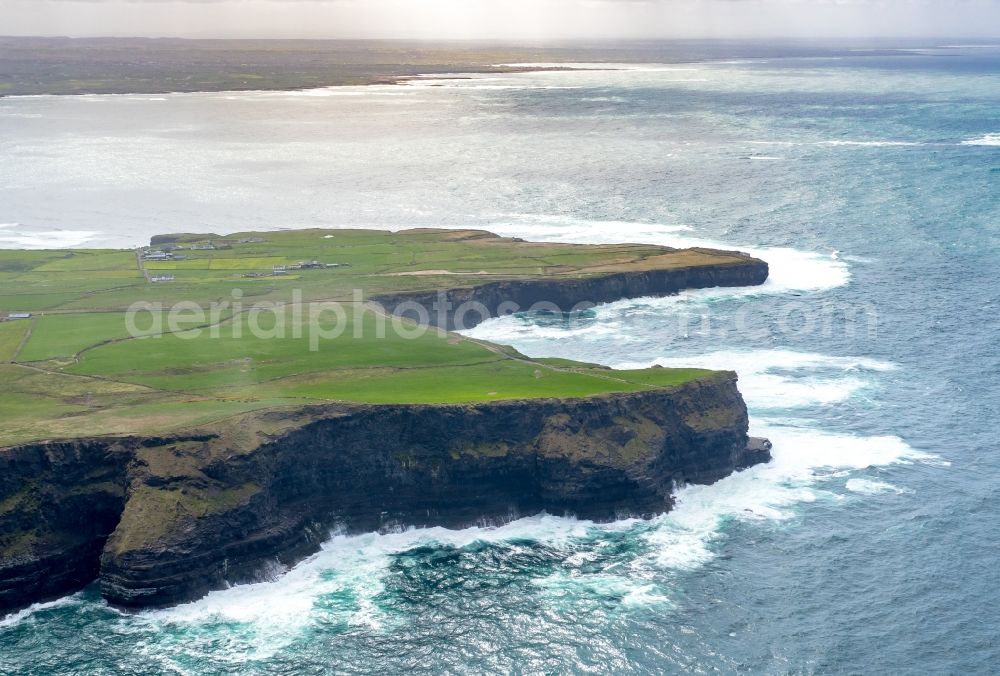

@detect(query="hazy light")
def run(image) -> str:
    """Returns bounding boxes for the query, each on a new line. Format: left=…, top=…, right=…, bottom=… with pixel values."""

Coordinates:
left=1, top=0, right=999, bottom=39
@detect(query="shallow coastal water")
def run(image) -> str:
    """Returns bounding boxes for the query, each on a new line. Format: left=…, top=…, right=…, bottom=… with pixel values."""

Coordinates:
left=2, top=45, right=1000, bottom=673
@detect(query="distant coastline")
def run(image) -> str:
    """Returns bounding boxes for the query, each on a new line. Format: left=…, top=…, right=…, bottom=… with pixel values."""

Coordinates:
left=0, top=36, right=933, bottom=97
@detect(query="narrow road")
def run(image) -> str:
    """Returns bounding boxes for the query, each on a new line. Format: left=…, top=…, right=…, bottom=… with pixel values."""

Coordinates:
left=135, top=248, right=150, bottom=282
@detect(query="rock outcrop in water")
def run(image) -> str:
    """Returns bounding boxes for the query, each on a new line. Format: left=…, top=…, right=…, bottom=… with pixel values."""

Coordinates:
left=0, top=374, right=770, bottom=613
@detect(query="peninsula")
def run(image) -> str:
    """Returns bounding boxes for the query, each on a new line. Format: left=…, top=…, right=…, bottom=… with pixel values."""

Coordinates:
left=0, top=228, right=771, bottom=613
left=0, top=37, right=861, bottom=97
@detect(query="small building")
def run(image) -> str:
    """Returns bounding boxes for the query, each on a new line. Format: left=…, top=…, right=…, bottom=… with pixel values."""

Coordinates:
left=190, top=243, right=216, bottom=251
left=143, top=251, right=174, bottom=261
left=239, top=237, right=265, bottom=244
left=150, top=275, right=176, bottom=283
left=273, top=265, right=288, bottom=275
left=7, top=312, right=31, bottom=320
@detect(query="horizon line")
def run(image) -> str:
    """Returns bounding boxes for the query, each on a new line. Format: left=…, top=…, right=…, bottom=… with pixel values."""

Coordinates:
left=4, top=34, right=1000, bottom=42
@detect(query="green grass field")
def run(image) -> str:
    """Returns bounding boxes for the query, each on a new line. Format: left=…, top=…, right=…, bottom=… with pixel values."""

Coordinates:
left=0, top=228, right=741, bottom=446
left=0, top=320, right=31, bottom=362
left=17, top=313, right=132, bottom=362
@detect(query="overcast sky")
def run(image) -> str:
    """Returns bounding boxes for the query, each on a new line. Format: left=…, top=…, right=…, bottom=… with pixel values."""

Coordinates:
left=2, top=0, right=999, bottom=40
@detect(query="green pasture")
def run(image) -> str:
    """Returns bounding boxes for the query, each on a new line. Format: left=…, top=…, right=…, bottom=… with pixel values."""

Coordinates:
left=0, top=228, right=737, bottom=446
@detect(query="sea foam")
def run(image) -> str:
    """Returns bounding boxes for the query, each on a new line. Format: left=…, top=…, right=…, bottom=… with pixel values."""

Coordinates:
left=640, top=424, right=931, bottom=571
left=845, top=478, right=913, bottom=495
left=0, top=594, right=84, bottom=629
left=0, top=226, right=100, bottom=249
left=961, top=133, right=1000, bottom=146
left=132, top=515, right=631, bottom=657
left=613, top=349, right=895, bottom=412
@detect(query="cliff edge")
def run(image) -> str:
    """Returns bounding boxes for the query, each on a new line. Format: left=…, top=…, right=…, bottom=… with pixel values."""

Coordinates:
left=0, top=373, right=770, bottom=613
left=371, top=248, right=769, bottom=330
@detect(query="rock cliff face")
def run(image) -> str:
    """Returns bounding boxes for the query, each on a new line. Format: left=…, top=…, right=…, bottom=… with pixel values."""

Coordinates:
left=0, top=437, right=181, bottom=613
left=371, top=250, right=769, bottom=330
left=0, top=373, right=769, bottom=614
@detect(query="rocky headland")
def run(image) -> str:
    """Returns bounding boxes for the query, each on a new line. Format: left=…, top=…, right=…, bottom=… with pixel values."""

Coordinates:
left=0, top=241, right=772, bottom=615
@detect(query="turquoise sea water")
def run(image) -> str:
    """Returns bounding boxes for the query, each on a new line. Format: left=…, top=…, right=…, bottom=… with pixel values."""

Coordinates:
left=1, top=43, right=999, bottom=673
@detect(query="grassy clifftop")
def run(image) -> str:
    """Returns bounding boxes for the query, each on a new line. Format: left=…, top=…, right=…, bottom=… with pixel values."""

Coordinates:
left=0, top=228, right=763, bottom=447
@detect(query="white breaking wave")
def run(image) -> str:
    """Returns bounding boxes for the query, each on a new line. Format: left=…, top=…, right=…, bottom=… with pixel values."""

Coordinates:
left=134, top=515, right=636, bottom=657
left=845, top=478, right=913, bottom=495
left=532, top=571, right=671, bottom=608
left=134, top=531, right=395, bottom=660
left=755, top=423, right=932, bottom=474
left=640, top=424, right=930, bottom=571
left=0, top=227, right=100, bottom=249
left=961, top=133, right=1000, bottom=146
left=0, top=594, right=84, bottom=629
left=613, top=349, right=895, bottom=412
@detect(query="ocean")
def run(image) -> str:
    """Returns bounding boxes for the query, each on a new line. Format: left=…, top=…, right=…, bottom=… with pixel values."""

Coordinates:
left=1, top=43, right=999, bottom=673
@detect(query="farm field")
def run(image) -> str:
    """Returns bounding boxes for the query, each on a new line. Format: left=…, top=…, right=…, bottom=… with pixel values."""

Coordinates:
left=0, top=228, right=746, bottom=446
